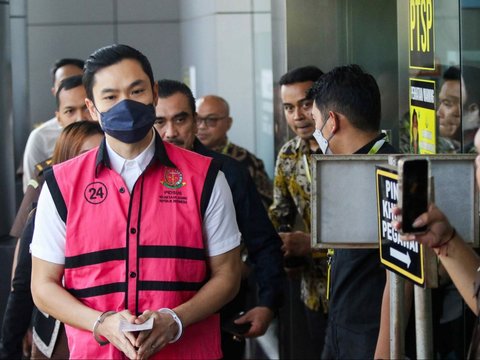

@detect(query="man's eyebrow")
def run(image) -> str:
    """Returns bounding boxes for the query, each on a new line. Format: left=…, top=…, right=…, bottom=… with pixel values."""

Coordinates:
left=100, top=88, right=117, bottom=94
left=441, top=95, right=459, bottom=102
left=99, top=79, right=147, bottom=94
left=128, top=79, right=146, bottom=89
left=173, top=111, right=190, bottom=118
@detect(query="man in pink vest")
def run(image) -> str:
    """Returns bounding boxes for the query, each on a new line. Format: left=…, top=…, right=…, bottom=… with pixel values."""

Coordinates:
left=30, top=44, right=241, bottom=360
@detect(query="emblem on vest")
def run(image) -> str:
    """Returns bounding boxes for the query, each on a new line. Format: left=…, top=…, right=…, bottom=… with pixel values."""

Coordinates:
left=161, top=168, right=186, bottom=189
left=84, top=182, right=108, bottom=204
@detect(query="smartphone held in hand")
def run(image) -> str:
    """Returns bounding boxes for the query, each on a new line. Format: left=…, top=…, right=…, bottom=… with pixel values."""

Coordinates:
left=221, top=311, right=251, bottom=336
left=398, top=158, right=429, bottom=234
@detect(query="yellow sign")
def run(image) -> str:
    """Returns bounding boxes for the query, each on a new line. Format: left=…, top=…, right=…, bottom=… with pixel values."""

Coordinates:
left=409, top=0, right=434, bottom=70
left=376, top=166, right=425, bottom=285
left=409, top=78, right=436, bottom=154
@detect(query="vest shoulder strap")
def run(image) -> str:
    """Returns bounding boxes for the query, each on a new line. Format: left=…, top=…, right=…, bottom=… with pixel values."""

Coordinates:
left=44, top=167, right=68, bottom=223
left=200, top=158, right=221, bottom=220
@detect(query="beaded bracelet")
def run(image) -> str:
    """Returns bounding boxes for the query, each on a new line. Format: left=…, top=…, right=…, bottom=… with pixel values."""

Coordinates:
left=92, top=311, right=116, bottom=346
left=158, top=308, right=183, bottom=343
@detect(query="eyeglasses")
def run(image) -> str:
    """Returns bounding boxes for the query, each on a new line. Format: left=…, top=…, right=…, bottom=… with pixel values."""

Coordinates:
left=196, top=115, right=228, bottom=128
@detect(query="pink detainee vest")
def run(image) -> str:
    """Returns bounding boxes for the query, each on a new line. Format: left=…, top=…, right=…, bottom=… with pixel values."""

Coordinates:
left=46, top=138, right=221, bottom=359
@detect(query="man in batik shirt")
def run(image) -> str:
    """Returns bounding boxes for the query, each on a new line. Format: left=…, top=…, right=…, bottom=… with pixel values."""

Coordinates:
left=269, top=66, right=327, bottom=358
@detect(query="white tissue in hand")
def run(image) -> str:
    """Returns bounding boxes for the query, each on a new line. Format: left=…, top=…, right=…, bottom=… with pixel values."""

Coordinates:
left=119, top=317, right=154, bottom=332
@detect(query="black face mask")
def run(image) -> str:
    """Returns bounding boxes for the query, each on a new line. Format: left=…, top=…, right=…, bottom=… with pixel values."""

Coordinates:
left=99, top=99, right=155, bottom=143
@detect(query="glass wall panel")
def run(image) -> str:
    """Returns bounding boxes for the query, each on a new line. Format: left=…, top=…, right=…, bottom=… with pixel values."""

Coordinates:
left=283, top=0, right=400, bottom=148
left=253, top=7, right=275, bottom=177
left=461, top=1, right=480, bottom=153
left=397, top=1, right=461, bottom=154
left=281, top=0, right=480, bottom=155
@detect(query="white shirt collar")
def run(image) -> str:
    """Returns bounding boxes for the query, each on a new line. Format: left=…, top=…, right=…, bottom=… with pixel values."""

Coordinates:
left=105, top=130, right=156, bottom=192
left=105, top=131, right=155, bottom=173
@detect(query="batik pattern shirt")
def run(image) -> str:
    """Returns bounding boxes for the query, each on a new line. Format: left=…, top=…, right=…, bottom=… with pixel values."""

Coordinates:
left=269, top=136, right=328, bottom=312
left=213, top=140, right=273, bottom=208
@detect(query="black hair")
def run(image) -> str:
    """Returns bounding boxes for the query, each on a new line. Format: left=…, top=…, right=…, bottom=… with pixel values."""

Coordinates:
left=52, top=120, right=104, bottom=164
left=50, top=58, right=84, bottom=85
left=83, top=44, right=154, bottom=102
left=55, top=75, right=84, bottom=109
left=279, top=66, right=324, bottom=86
left=307, top=64, right=381, bottom=132
left=443, top=66, right=461, bottom=82
left=462, top=65, right=480, bottom=107
left=442, top=65, right=480, bottom=108
left=157, top=79, right=196, bottom=115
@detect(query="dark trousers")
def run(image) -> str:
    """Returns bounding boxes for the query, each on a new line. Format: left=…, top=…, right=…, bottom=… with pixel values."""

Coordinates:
left=221, top=332, right=245, bottom=360
left=220, top=279, right=249, bottom=360
left=279, top=278, right=327, bottom=359
left=304, top=306, right=328, bottom=359
left=321, top=322, right=379, bottom=360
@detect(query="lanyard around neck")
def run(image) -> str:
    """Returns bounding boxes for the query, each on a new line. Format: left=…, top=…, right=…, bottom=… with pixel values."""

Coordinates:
left=368, top=138, right=385, bottom=155
left=303, top=138, right=385, bottom=184
left=303, top=154, right=312, bottom=184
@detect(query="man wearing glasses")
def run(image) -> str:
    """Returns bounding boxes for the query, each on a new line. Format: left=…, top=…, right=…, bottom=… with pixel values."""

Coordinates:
left=196, top=95, right=272, bottom=208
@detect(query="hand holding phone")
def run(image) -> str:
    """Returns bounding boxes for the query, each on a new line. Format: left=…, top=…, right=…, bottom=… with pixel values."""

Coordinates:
left=221, top=311, right=252, bottom=336
left=398, top=158, right=429, bottom=233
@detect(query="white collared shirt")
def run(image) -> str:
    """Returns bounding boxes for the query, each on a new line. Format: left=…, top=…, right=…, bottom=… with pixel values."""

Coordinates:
left=106, top=131, right=155, bottom=193
left=31, top=135, right=240, bottom=263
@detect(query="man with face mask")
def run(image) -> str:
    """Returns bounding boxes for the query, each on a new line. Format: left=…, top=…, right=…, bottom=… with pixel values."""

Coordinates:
left=30, top=44, right=242, bottom=360
left=307, top=64, right=396, bottom=359
left=154, top=79, right=285, bottom=360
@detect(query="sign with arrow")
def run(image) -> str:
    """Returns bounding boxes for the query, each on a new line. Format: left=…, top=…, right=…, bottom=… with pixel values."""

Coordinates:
left=376, top=165, right=425, bottom=285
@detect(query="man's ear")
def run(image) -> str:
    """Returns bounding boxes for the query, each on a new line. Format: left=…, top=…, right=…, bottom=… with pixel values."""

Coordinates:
left=55, top=111, right=63, bottom=127
left=328, top=111, right=339, bottom=134
left=85, top=98, right=99, bottom=121
left=226, top=116, right=233, bottom=131
left=51, top=86, right=56, bottom=97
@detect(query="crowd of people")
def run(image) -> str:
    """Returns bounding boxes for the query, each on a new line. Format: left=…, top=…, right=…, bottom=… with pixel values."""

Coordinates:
left=0, top=43, right=479, bottom=360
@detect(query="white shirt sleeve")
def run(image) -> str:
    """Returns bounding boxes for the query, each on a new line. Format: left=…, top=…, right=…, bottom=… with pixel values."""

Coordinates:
left=202, top=171, right=241, bottom=257
left=30, top=182, right=67, bottom=265
left=30, top=170, right=240, bottom=263
left=22, top=118, right=62, bottom=192
left=22, top=129, right=43, bottom=193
